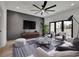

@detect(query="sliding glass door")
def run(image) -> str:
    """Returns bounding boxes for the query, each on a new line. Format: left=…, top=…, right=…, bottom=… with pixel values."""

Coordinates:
left=56, top=22, right=62, bottom=33
left=50, top=20, right=73, bottom=38
left=64, top=21, right=72, bottom=38
left=50, top=23, right=54, bottom=32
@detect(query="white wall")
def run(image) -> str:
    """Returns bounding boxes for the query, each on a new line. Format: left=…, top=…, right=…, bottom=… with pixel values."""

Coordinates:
left=7, top=10, right=43, bottom=40
left=45, top=6, right=79, bottom=38
left=0, top=4, right=7, bottom=48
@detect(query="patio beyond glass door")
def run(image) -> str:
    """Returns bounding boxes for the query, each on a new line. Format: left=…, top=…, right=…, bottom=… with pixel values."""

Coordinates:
left=64, top=21, right=72, bottom=38
left=56, top=22, right=62, bottom=34
left=50, top=23, right=54, bottom=32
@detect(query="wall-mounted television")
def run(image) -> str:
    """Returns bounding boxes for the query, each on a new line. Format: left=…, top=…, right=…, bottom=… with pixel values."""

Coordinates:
left=23, top=20, right=36, bottom=29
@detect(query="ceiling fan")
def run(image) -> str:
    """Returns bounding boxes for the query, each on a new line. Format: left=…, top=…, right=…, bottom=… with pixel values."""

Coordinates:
left=31, top=1, right=56, bottom=15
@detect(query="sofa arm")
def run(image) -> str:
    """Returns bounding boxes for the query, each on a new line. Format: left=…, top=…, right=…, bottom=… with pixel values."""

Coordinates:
left=35, top=47, right=50, bottom=57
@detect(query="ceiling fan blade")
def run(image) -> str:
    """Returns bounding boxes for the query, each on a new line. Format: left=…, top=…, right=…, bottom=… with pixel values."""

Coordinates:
left=45, top=5, right=56, bottom=10
left=34, top=11, right=41, bottom=14
left=30, top=10, right=40, bottom=11
left=33, top=4, right=41, bottom=10
left=42, top=1, right=47, bottom=9
left=45, top=11, right=49, bottom=14
left=46, top=10, right=55, bottom=12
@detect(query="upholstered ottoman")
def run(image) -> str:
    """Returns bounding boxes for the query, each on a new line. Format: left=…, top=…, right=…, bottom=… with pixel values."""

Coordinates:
left=14, top=38, right=26, bottom=47
left=13, top=38, right=35, bottom=57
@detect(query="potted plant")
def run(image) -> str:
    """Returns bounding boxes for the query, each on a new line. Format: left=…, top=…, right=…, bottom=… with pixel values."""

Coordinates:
left=43, top=24, right=49, bottom=34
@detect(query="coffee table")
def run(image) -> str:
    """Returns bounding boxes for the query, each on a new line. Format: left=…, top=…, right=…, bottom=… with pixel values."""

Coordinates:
left=36, top=41, right=51, bottom=49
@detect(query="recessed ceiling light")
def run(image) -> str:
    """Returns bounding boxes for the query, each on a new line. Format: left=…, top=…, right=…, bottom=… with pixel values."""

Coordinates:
left=71, top=3, right=75, bottom=6
left=16, top=6, right=20, bottom=9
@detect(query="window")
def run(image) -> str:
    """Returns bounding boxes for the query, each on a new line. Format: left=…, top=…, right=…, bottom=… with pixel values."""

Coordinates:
left=49, top=20, right=73, bottom=38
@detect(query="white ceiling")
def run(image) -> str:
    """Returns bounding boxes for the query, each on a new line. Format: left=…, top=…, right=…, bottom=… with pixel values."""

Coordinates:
left=1, top=1, right=79, bottom=18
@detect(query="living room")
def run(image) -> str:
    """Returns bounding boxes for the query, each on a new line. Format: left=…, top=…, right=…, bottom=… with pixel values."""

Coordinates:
left=0, top=1, right=79, bottom=57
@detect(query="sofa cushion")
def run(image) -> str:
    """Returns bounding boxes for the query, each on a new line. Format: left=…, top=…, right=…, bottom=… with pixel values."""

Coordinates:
left=53, top=51, right=78, bottom=57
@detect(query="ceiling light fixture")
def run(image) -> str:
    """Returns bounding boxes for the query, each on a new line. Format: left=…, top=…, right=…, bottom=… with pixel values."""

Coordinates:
left=41, top=10, right=44, bottom=13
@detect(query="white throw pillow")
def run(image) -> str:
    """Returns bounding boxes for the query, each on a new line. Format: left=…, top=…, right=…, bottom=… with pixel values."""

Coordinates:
left=61, top=41, right=73, bottom=47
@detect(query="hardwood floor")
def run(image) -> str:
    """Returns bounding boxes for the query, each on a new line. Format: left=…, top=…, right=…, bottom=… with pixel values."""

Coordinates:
left=0, top=40, right=14, bottom=57
left=0, top=39, right=79, bottom=57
